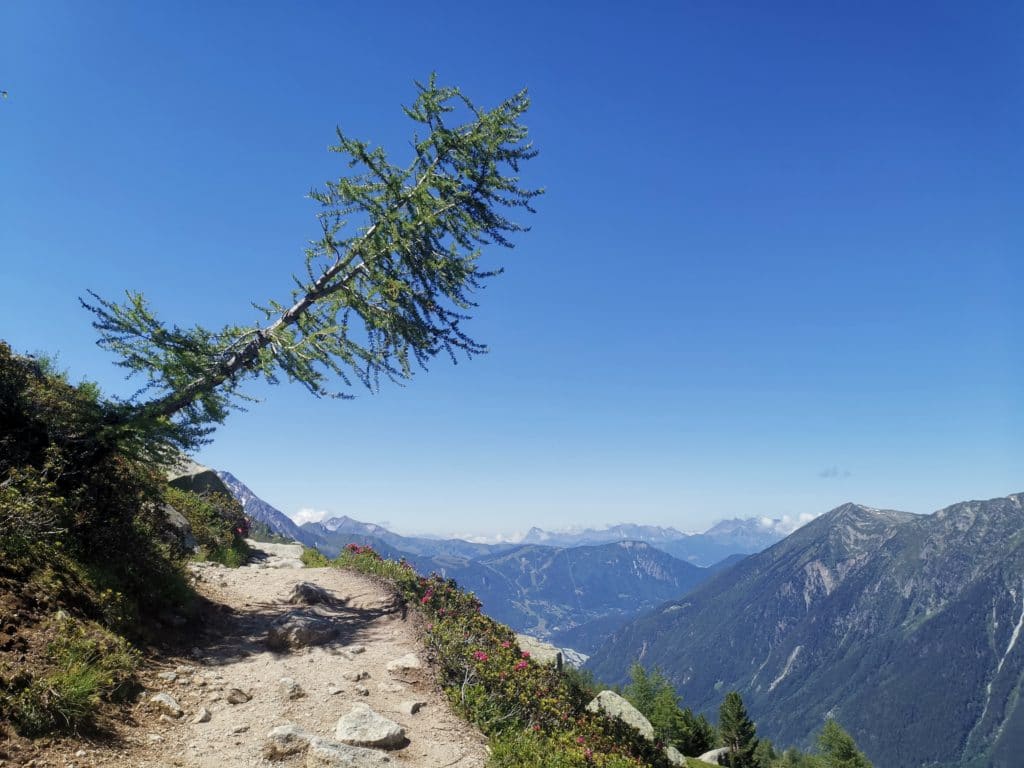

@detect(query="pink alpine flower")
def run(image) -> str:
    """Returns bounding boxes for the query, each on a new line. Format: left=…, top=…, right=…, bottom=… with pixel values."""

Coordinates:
left=473, top=651, right=489, bottom=662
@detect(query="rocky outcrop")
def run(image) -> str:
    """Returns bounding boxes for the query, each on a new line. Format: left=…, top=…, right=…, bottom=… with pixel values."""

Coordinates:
left=515, top=634, right=563, bottom=670
left=168, top=459, right=235, bottom=497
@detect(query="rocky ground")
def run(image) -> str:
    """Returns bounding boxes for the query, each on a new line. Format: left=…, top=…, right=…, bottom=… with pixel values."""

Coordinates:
left=26, top=541, right=488, bottom=768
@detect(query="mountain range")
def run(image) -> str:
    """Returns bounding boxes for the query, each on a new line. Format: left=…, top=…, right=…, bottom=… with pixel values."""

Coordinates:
left=213, top=470, right=778, bottom=653
left=587, top=494, right=1024, bottom=768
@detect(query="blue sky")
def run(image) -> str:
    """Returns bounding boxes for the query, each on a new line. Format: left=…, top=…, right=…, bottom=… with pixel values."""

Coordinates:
left=2, top=1, right=1021, bottom=536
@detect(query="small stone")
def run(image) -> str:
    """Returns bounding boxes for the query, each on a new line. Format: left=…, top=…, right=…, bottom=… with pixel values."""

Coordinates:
left=159, top=713, right=179, bottom=724
left=156, top=671, right=178, bottom=682
left=226, top=688, right=252, bottom=705
left=334, top=703, right=405, bottom=749
left=264, top=723, right=315, bottom=759
left=397, top=700, right=426, bottom=715
left=376, top=682, right=404, bottom=694
left=230, top=724, right=250, bottom=734
left=149, top=692, right=183, bottom=718
left=346, top=645, right=366, bottom=655
left=279, top=677, right=305, bottom=700
left=148, top=734, right=164, bottom=743
left=75, top=750, right=87, bottom=758
left=353, top=684, right=370, bottom=697
left=385, top=654, right=421, bottom=674
left=342, top=670, right=369, bottom=682
left=192, top=707, right=212, bottom=724
left=327, top=685, right=343, bottom=696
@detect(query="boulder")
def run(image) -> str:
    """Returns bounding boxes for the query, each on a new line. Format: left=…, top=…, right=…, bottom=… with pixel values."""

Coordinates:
left=306, top=736, right=392, bottom=766
left=267, top=614, right=338, bottom=650
left=664, top=744, right=686, bottom=766
left=697, top=747, right=730, bottom=765
left=160, top=503, right=198, bottom=553
left=585, top=690, right=654, bottom=741
left=334, top=703, right=405, bottom=749
left=515, top=634, right=563, bottom=670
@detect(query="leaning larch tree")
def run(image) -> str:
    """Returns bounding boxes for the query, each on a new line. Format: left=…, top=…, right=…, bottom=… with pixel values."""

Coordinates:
left=83, top=76, right=540, bottom=457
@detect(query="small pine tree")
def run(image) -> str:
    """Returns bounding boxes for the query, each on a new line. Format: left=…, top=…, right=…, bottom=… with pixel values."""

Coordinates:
left=818, top=719, right=872, bottom=768
left=623, top=663, right=658, bottom=716
left=719, top=691, right=759, bottom=768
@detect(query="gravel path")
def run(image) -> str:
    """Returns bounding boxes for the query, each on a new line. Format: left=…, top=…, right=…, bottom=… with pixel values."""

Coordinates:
left=61, top=541, right=488, bottom=768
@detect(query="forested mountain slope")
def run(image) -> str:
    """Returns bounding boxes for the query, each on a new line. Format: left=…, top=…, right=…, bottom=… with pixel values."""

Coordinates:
left=588, top=494, right=1024, bottom=768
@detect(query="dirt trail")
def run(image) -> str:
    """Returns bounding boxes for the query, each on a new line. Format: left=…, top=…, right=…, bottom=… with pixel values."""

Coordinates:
left=64, top=541, right=488, bottom=768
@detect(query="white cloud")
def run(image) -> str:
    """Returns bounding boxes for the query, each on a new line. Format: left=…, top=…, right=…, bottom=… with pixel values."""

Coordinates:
left=770, top=511, right=822, bottom=535
left=291, top=507, right=331, bottom=525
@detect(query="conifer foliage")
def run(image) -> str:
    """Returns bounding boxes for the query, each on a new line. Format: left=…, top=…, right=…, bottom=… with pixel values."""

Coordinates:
left=719, top=690, right=759, bottom=768
left=83, top=75, right=540, bottom=452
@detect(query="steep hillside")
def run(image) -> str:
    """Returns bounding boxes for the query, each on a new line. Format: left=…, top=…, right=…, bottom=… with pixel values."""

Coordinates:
left=216, top=471, right=308, bottom=543
left=587, top=494, right=1024, bottom=768
left=439, top=541, right=713, bottom=647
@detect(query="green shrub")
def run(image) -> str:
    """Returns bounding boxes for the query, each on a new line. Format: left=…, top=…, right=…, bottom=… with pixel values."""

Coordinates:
left=2, top=615, right=138, bottom=736
left=301, top=547, right=331, bottom=567
left=329, top=543, right=670, bottom=768
left=164, top=487, right=251, bottom=567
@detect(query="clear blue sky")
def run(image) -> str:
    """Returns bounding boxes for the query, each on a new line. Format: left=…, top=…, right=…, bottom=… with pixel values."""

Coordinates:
left=2, top=1, right=1021, bottom=536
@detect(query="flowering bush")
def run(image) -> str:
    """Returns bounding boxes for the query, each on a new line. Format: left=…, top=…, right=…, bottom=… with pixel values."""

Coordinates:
left=327, top=544, right=672, bottom=767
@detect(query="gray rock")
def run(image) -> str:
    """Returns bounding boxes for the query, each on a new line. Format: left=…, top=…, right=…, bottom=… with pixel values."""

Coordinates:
left=158, top=713, right=179, bottom=724
left=515, top=634, right=563, bottom=671
left=397, top=700, right=425, bottom=715
left=342, top=670, right=369, bottom=682
left=267, top=614, right=338, bottom=650
left=279, top=677, right=305, bottom=700
left=354, top=684, right=370, bottom=696
left=230, top=724, right=250, bottom=734
left=327, top=684, right=343, bottom=696
left=149, top=692, right=183, bottom=718
left=385, top=654, right=421, bottom=674
left=192, top=708, right=212, bottom=724
left=345, top=645, right=366, bottom=655
left=306, top=736, right=392, bottom=766
left=167, top=460, right=234, bottom=497
left=664, top=744, right=686, bottom=766
left=697, top=747, right=730, bottom=765
left=156, top=671, right=178, bottom=682
left=264, top=723, right=315, bottom=759
left=288, top=582, right=335, bottom=605
left=226, top=688, right=252, bottom=705
left=334, top=703, right=405, bottom=749
left=160, top=503, right=198, bottom=552
left=585, top=690, right=654, bottom=741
